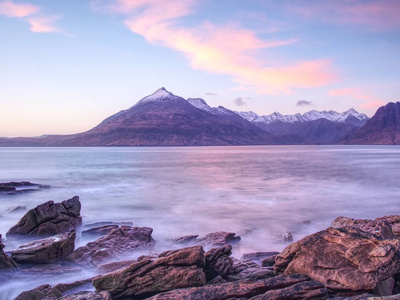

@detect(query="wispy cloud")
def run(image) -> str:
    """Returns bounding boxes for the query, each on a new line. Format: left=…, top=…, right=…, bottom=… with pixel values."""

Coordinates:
left=329, top=88, right=385, bottom=111
left=0, top=0, right=61, bottom=34
left=205, top=92, right=219, bottom=97
left=291, top=0, right=400, bottom=31
left=92, top=0, right=336, bottom=95
left=297, top=100, right=313, bottom=107
left=234, top=97, right=247, bottom=106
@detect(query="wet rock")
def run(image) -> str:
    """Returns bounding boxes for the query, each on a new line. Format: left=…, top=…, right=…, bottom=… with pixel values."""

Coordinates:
left=275, top=224, right=400, bottom=293
left=250, top=280, right=328, bottom=300
left=171, top=235, right=199, bottom=245
left=93, top=245, right=207, bottom=299
left=43, top=291, right=111, bottom=300
left=196, top=232, right=241, bottom=247
left=0, top=234, right=18, bottom=271
left=97, top=260, right=136, bottom=274
left=147, top=274, right=312, bottom=300
left=11, top=231, right=75, bottom=264
left=7, top=196, right=82, bottom=237
left=273, top=231, right=293, bottom=243
left=229, top=259, right=260, bottom=276
left=81, top=225, right=118, bottom=238
left=15, top=263, right=82, bottom=278
left=239, top=267, right=275, bottom=281
left=0, top=181, right=50, bottom=195
left=204, top=245, right=233, bottom=281
left=15, top=284, right=59, bottom=300
left=241, top=252, right=279, bottom=266
left=262, top=255, right=278, bottom=267
left=82, top=221, right=134, bottom=229
left=68, top=226, right=155, bottom=267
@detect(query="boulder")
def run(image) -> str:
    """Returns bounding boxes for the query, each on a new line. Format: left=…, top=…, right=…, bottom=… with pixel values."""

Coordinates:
left=241, top=252, right=279, bottom=266
left=81, top=225, right=118, bottom=238
left=11, top=231, right=75, bottom=264
left=262, top=255, right=278, bottom=267
left=93, top=245, right=207, bottom=299
left=68, top=226, right=155, bottom=267
left=0, top=234, right=18, bottom=271
left=7, top=196, right=82, bottom=237
left=97, top=260, right=136, bottom=274
left=275, top=224, right=400, bottom=292
left=196, top=232, right=241, bottom=247
left=147, top=274, right=315, bottom=300
left=204, top=245, right=233, bottom=281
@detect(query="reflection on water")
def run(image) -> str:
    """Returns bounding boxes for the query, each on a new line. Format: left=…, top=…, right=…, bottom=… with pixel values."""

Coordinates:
left=1, top=146, right=400, bottom=298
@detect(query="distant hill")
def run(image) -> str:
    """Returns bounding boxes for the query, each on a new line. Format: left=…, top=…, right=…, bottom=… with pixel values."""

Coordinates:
left=345, top=102, right=400, bottom=145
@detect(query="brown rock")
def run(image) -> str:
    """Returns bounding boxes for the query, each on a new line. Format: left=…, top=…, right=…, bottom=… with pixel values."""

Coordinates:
left=204, top=245, right=233, bottom=281
left=275, top=224, right=400, bottom=292
left=67, top=226, right=155, bottom=267
left=147, top=274, right=311, bottom=300
left=81, top=225, right=119, bottom=238
left=241, top=252, right=279, bottom=266
left=250, top=280, right=328, bottom=300
left=0, top=234, right=18, bottom=271
left=97, top=260, right=136, bottom=274
left=93, top=245, right=207, bottom=299
left=11, top=231, right=75, bottom=264
left=7, top=196, right=82, bottom=237
left=43, top=291, right=111, bottom=300
left=196, top=232, right=241, bottom=247
left=171, top=235, right=199, bottom=245
left=262, top=255, right=278, bottom=267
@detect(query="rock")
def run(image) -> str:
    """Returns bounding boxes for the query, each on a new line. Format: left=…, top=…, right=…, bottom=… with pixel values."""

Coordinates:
left=7, top=206, right=27, bottom=213
left=97, top=260, right=136, bottom=274
left=374, top=277, right=395, bottom=296
left=0, top=181, right=50, bottom=195
left=0, top=234, right=18, bottom=271
left=68, top=226, right=155, bottom=267
left=239, top=267, right=275, bottom=281
left=81, top=225, right=119, bottom=238
left=262, top=255, right=278, bottom=267
left=82, top=221, right=133, bottom=229
left=250, top=280, right=328, bottom=300
left=11, top=231, right=75, bottom=264
left=171, top=235, right=199, bottom=245
left=93, top=245, right=207, bottom=299
left=147, top=274, right=312, bottom=300
left=273, top=231, right=293, bottom=243
left=43, top=291, right=111, bottom=300
left=196, top=232, right=241, bottom=247
left=204, top=245, right=233, bottom=281
left=228, top=259, right=260, bottom=276
left=241, top=252, right=279, bottom=266
left=275, top=224, right=400, bottom=293
left=15, top=263, right=82, bottom=278
left=7, top=196, right=82, bottom=237
left=15, top=284, right=59, bottom=300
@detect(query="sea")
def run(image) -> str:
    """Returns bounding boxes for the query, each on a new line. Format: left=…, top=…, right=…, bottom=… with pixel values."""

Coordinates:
left=1, top=146, right=400, bottom=298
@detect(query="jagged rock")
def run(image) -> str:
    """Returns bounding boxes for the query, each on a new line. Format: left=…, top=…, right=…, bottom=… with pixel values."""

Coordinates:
left=275, top=223, right=400, bottom=292
left=171, top=235, right=199, bottom=245
left=93, top=245, right=207, bottom=299
left=204, top=245, right=233, bottom=281
left=68, top=226, right=155, bottom=267
left=81, top=225, right=118, bottom=238
left=147, top=274, right=313, bottom=300
left=0, top=234, right=18, bottom=271
left=262, top=255, right=278, bottom=267
left=228, top=259, right=260, bottom=276
left=249, top=280, right=328, bottom=300
left=7, top=196, right=82, bottom=237
left=239, top=267, right=275, bottom=281
left=97, top=260, right=136, bottom=274
left=196, top=232, right=241, bottom=247
left=241, top=252, right=279, bottom=266
left=11, top=231, right=75, bottom=264
left=15, top=284, right=60, bottom=300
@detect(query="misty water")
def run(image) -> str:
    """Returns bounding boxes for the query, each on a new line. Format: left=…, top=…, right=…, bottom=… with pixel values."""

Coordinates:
left=1, top=146, right=400, bottom=298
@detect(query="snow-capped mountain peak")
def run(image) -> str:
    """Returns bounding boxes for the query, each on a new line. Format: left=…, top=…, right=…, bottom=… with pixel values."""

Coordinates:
left=187, top=98, right=214, bottom=112
left=138, top=87, right=179, bottom=104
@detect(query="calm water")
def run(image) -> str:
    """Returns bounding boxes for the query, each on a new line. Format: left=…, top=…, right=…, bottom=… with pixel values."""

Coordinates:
left=1, top=146, right=400, bottom=298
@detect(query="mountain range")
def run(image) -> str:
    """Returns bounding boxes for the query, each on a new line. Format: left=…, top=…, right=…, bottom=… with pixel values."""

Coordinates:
left=0, top=88, right=398, bottom=146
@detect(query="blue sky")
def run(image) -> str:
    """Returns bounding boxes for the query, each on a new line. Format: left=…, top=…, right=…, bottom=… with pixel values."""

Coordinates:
left=0, top=0, right=399, bottom=137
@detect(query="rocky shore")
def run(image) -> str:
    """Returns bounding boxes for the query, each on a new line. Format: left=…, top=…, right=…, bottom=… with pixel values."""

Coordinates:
left=1, top=196, right=400, bottom=299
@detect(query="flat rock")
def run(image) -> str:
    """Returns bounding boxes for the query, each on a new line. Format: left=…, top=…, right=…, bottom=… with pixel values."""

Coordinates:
left=147, top=274, right=313, bottom=300
left=97, top=260, right=136, bottom=274
left=11, top=231, right=76, bottom=264
left=67, top=226, right=155, bottom=267
left=7, top=196, right=82, bottom=237
left=93, top=245, right=207, bottom=299
left=81, top=225, right=119, bottom=238
left=275, top=222, right=400, bottom=292
left=0, top=181, right=50, bottom=195
left=0, top=234, right=18, bottom=271
left=43, top=291, right=111, bottom=300
left=196, top=232, right=241, bottom=247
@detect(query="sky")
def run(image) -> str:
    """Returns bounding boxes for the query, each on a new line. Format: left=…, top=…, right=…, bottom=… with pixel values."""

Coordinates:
left=0, top=0, right=399, bottom=137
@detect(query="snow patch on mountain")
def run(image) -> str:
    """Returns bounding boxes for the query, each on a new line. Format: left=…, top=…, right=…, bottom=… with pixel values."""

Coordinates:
left=138, top=87, right=181, bottom=104
left=187, top=98, right=233, bottom=115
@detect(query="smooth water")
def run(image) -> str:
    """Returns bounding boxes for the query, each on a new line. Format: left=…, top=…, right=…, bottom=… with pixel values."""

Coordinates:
left=1, top=146, right=400, bottom=298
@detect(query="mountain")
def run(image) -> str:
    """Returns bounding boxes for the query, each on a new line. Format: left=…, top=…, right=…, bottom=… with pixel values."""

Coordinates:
left=345, top=102, right=400, bottom=145
left=0, top=88, right=279, bottom=146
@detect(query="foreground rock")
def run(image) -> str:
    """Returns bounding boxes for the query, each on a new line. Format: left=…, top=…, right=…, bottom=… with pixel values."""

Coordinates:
left=0, top=181, right=50, bottom=195
left=275, top=221, right=400, bottom=293
left=11, top=231, right=76, bottom=264
left=68, top=226, right=155, bottom=267
left=204, top=245, right=233, bottom=281
left=0, top=234, right=18, bottom=271
left=93, top=245, right=206, bottom=299
left=148, top=274, right=328, bottom=300
left=7, top=196, right=82, bottom=237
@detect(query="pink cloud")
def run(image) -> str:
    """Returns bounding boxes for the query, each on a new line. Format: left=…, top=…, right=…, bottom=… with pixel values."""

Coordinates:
left=28, top=16, right=60, bottom=33
left=329, top=88, right=385, bottom=111
left=0, top=0, right=38, bottom=17
left=93, top=0, right=336, bottom=94
left=292, top=0, right=400, bottom=30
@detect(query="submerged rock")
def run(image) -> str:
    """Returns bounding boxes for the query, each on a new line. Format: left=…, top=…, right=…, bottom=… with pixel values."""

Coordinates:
left=241, top=252, right=280, bottom=266
left=275, top=222, right=400, bottom=293
left=170, top=235, right=199, bottom=245
left=196, top=231, right=241, bottom=247
left=0, top=181, right=50, bottom=195
left=0, top=234, right=18, bottom=271
left=7, top=196, right=82, bottom=237
left=68, top=226, right=155, bottom=267
left=11, top=231, right=76, bottom=264
left=93, top=245, right=207, bottom=299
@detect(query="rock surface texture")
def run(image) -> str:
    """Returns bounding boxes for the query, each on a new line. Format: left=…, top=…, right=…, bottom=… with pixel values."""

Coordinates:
left=11, top=231, right=76, bottom=264
left=0, top=234, right=18, bottom=271
left=196, top=231, right=241, bottom=247
left=7, top=196, right=82, bottom=237
left=68, top=226, right=155, bottom=267
left=275, top=222, right=400, bottom=293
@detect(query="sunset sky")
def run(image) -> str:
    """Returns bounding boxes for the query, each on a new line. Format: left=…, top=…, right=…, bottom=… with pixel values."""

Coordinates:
left=0, top=0, right=399, bottom=137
